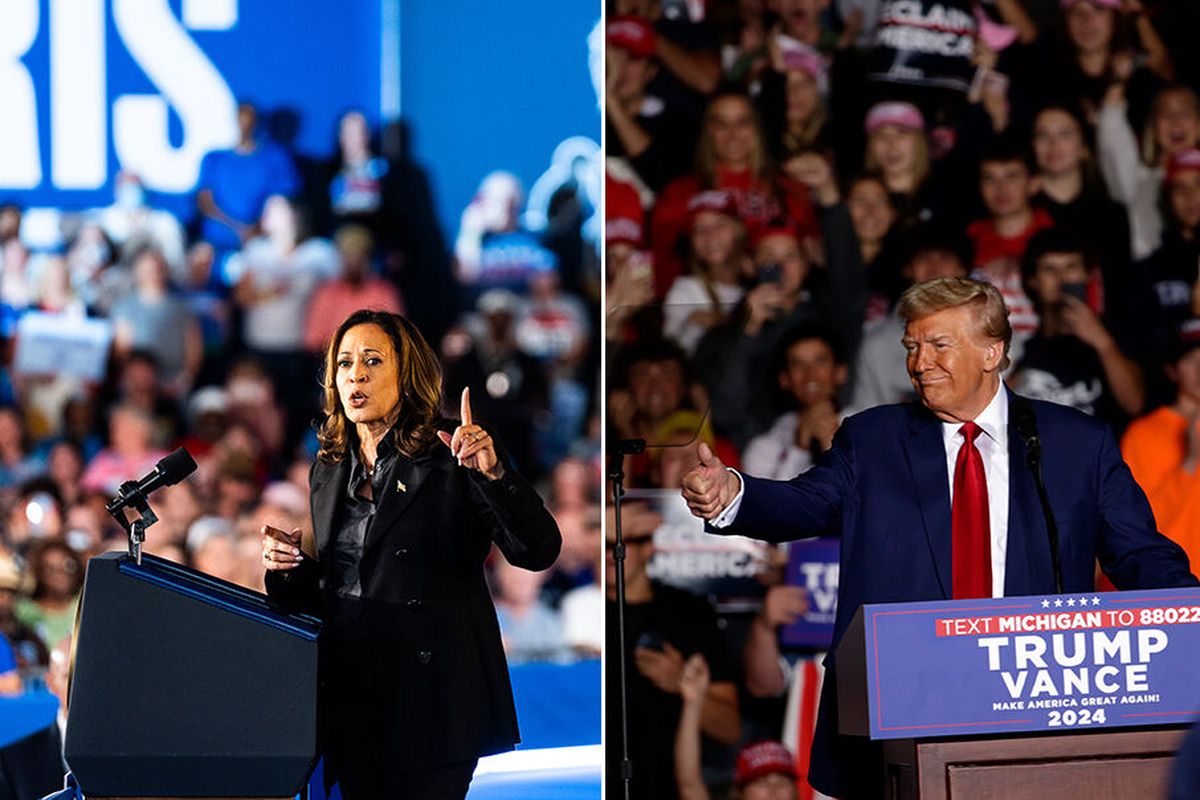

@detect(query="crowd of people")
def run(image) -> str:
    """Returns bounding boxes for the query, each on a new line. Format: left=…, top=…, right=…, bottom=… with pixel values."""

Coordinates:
left=604, top=0, right=1200, bottom=797
left=0, top=101, right=603, bottom=710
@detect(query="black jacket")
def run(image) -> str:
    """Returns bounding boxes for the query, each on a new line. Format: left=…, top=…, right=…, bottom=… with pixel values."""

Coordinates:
left=0, top=724, right=64, bottom=800
left=265, top=430, right=561, bottom=772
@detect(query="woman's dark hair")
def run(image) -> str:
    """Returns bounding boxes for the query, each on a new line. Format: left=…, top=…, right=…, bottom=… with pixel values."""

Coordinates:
left=316, top=310, right=443, bottom=463
left=27, top=540, right=84, bottom=601
left=757, top=70, right=827, bottom=162
left=1032, top=102, right=1105, bottom=196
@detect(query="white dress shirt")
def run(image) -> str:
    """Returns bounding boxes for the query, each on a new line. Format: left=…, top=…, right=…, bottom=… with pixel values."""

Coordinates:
left=942, top=385, right=1009, bottom=597
left=712, top=383, right=1012, bottom=597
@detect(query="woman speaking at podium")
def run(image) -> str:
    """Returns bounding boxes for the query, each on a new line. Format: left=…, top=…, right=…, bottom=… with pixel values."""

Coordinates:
left=260, top=309, right=561, bottom=799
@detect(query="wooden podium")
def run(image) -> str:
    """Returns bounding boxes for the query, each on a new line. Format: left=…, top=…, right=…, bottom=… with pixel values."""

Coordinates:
left=836, top=591, right=1200, bottom=799
left=878, top=726, right=1185, bottom=799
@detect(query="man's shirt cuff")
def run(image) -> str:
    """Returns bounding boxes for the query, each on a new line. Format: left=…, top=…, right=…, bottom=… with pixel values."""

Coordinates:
left=709, top=468, right=745, bottom=528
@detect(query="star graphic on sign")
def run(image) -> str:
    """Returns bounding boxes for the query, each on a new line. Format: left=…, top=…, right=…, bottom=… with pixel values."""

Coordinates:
left=1081, top=597, right=1092, bottom=606
left=1066, top=598, right=1076, bottom=607
left=1092, top=596, right=1101, bottom=605
left=1041, top=599, right=1051, bottom=608
left=1054, top=599, right=1063, bottom=607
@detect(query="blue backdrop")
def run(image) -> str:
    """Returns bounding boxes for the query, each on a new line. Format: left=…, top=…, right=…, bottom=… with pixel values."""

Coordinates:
left=399, top=0, right=600, bottom=238
left=0, top=0, right=599, bottom=238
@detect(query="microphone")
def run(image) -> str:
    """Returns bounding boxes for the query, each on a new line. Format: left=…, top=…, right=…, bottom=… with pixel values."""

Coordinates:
left=1012, top=400, right=1041, bottom=467
left=105, top=448, right=197, bottom=516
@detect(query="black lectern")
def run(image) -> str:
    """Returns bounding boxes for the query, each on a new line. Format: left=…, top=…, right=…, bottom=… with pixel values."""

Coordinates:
left=65, top=552, right=321, bottom=798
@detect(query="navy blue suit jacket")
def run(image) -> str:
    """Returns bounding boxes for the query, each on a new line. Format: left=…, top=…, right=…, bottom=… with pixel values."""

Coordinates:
left=719, top=392, right=1198, bottom=797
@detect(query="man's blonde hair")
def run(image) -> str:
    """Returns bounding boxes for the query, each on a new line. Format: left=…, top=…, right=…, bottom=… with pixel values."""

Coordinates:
left=897, top=278, right=1012, bottom=370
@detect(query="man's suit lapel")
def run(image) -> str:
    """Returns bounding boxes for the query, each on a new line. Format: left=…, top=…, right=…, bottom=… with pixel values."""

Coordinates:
left=311, top=459, right=349, bottom=558
left=901, top=407, right=952, bottom=598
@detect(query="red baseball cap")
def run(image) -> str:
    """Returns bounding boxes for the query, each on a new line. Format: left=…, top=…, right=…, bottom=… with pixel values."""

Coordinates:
left=606, top=174, right=644, bottom=246
left=686, top=189, right=740, bottom=227
left=607, top=16, right=656, bottom=59
left=1165, top=148, right=1200, bottom=185
left=734, top=741, right=797, bottom=787
left=749, top=218, right=801, bottom=250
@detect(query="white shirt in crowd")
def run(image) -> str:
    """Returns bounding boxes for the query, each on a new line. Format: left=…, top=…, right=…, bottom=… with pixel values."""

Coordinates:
left=662, top=275, right=744, bottom=355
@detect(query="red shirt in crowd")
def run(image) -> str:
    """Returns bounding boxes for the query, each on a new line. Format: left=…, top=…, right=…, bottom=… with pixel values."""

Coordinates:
left=649, top=168, right=818, bottom=299
left=303, top=278, right=405, bottom=354
left=966, top=208, right=1055, bottom=339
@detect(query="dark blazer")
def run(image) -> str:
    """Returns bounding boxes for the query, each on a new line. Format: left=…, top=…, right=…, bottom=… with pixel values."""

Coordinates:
left=719, top=391, right=1198, bottom=798
left=0, top=723, right=64, bottom=800
left=265, top=429, right=561, bottom=774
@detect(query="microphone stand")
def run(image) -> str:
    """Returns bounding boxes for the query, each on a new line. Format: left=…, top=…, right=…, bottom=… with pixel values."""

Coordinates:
left=1024, top=438, right=1063, bottom=594
left=107, top=481, right=159, bottom=566
left=1014, top=400, right=1063, bottom=594
left=608, top=437, right=644, bottom=800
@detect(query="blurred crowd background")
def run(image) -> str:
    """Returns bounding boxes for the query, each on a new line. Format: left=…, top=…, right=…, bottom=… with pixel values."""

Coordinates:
left=603, top=0, right=1200, bottom=797
left=0, top=25, right=603, bottom=727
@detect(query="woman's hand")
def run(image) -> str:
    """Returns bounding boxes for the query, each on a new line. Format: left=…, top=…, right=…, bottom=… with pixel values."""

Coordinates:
left=743, top=283, right=785, bottom=335
left=261, top=524, right=303, bottom=572
left=678, top=653, right=711, bottom=705
left=784, top=152, right=840, bottom=207
left=438, top=387, right=504, bottom=480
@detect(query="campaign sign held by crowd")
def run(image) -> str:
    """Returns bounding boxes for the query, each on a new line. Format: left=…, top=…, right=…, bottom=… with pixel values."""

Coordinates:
left=631, top=489, right=774, bottom=611
left=781, top=537, right=839, bottom=649
left=845, top=589, right=1200, bottom=740
left=869, top=0, right=977, bottom=93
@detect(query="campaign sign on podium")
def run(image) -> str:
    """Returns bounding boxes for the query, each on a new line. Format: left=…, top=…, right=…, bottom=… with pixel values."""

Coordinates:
left=838, top=588, right=1200, bottom=740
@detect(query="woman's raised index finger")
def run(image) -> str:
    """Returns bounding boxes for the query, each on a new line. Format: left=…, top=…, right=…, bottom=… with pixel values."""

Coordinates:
left=460, top=386, right=473, bottom=426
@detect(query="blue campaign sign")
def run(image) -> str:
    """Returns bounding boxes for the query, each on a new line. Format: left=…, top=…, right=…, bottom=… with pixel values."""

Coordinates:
left=0, top=0, right=383, bottom=217
left=0, top=0, right=600, bottom=241
left=845, top=588, right=1200, bottom=740
left=780, top=537, right=839, bottom=649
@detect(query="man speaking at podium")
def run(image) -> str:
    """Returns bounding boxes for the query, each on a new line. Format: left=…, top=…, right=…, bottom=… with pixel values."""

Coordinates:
left=681, top=277, right=1198, bottom=799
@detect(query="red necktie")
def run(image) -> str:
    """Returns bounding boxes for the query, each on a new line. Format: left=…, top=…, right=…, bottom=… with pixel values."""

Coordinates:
left=952, top=422, right=991, bottom=599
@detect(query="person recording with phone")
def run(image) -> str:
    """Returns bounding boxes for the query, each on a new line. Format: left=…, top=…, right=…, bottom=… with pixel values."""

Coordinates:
left=1009, top=227, right=1146, bottom=430
left=260, top=309, right=561, bottom=800
left=695, top=154, right=867, bottom=449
